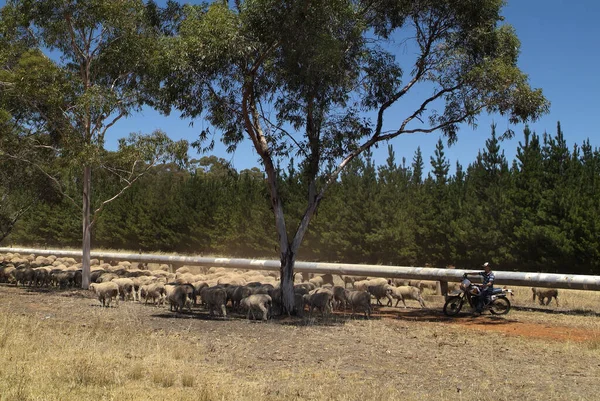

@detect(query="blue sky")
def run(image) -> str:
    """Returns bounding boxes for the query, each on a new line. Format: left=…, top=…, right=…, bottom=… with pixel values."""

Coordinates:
left=3, top=1, right=599, bottom=174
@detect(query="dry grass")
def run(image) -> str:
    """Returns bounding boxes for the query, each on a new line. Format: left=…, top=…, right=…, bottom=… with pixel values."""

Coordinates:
left=0, top=284, right=599, bottom=401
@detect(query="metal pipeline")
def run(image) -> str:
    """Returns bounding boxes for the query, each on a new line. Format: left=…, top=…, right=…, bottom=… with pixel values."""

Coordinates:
left=1, top=247, right=599, bottom=291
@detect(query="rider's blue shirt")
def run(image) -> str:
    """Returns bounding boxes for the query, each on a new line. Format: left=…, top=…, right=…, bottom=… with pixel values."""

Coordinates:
left=479, top=271, right=495, bottom=287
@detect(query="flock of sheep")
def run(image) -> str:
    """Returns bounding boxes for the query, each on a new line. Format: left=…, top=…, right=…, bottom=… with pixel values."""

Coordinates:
left=0, top=252, right=560, bottom=320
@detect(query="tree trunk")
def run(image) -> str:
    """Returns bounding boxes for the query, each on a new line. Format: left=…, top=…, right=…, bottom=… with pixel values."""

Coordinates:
left=280, top=245, right=296, bottom=315
left=81, top=166, right=91, bottom=289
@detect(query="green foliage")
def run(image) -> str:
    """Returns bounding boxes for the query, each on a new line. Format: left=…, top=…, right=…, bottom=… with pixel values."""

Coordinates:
left=9, top=121, right=599, bottom=275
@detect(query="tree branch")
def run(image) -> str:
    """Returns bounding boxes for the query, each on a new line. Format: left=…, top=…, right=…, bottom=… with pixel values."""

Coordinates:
left=90, top=159, right=153, bottom=228
left=1, top=152, right=78, bottom=208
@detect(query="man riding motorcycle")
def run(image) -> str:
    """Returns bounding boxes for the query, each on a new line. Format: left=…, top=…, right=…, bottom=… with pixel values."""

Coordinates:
left=463, top=262, right=495, bottom=315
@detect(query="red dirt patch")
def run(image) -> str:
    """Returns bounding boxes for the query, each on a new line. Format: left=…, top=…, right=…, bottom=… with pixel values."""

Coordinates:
left=367, top=306, right=600, bottom=342
left=455, top=318, right=598, bottom=342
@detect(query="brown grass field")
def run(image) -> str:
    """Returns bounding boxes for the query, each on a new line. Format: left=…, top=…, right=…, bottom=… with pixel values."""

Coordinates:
left=0, top=280, right=599, bottom=401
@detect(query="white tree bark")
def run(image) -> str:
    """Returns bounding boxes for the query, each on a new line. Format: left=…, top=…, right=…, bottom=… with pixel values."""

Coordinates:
left=81, top=166, right=91, bottom=289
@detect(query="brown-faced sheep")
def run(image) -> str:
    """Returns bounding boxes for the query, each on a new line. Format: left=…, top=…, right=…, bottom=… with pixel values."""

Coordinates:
left=239, top=294, right=272, bottom=321
left=532, top=287, right=559, bottom=306
left=89, top=282, right=119, bottom=307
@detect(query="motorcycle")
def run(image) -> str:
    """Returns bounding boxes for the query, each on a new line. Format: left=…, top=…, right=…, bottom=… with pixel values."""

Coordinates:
left=443, top=274, right=513, bottom=316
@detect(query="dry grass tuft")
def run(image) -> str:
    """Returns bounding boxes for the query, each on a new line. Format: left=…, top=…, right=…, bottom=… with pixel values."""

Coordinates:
left=127, top=363, right=144, bottom=381
left=181, top=373, right=195, bottom=388
left=152, top=371, right=176, bottom=388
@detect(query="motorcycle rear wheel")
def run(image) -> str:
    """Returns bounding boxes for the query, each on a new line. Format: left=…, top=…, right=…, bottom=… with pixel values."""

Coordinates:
left=489, top=297, right=511, bottom=315
left=443, top=296, right=463, bottom=316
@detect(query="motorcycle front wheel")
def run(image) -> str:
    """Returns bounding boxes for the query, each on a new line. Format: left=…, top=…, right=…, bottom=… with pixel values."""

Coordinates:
left=443, top=296, right=463, bottom=316
left=489, top=297, right=511, bottom=315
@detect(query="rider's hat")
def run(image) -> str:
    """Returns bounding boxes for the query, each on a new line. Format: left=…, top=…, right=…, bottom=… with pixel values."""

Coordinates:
left=482, top=262, right=490, bottom=268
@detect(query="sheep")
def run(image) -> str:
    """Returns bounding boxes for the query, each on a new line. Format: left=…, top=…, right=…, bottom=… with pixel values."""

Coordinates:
left=367, top=284, right=394, bottom=307
left=354, top=278, right=388, bottom=292
left=344, top=289, right=371, bottom=318
left=89, top=282, right=119, bottom=307
left=0, top=265, right=15, bottom=283
left=140, top=283, right=166, bottom=305
left=332, top=285, right=348, bottom=310
left=98, top=273, right=118, bottom=283
left=199, top=287, right=228, bottom=317
left=390, top=278, right=409, bottom=287
left=532, top=287, right=559, bottom=306
left=175, top=266, right=191, bottom=274
left=353, top=280, right=370, bottom=291
left=252, top=284, right=274, bottom=295
left=294, top=282, right=316, bottom=294
left=90, top=269, right=107, bottom=283
left=112, top=278, right=136, bottom=301
left=14, top=266, right=35, bottom=287
left=412, top=280, right=440, bottom=294
left=303, top=289, right=334, bottom=317
left=391, top=286, right=427, bottom=308
left=167, top=284, right=195, bottom=312
left=231, top=286, right=253, bottom=310
left=343, top=275, right=368, bottom=288
left=239, top=294, right=272, bottom=321
left=33, top=267, right=51, bottom=287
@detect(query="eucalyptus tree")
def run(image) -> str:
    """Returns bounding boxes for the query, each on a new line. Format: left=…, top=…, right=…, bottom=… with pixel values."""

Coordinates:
left=1, top=0, right=188, bottom=287
left=0, top=17, right=64, bottom=243
left=161, top=0, right=549, bottom=312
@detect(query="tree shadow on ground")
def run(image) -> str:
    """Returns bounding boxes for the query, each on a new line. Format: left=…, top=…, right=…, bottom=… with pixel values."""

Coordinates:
left=512, top=305, right=600, bottom=317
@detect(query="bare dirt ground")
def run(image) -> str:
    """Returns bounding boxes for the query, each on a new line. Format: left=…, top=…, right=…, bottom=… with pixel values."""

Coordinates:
left=1, top=284, right=600, bottom=401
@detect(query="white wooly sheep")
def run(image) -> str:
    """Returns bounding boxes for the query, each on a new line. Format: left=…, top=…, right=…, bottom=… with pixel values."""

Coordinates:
left=208, top=267, right=227, bottom=275
left=353, top=278, right=389, bottom=292
left=111, top=278, right=136, bottom=301
left=140, top=283, right=166, bottom=305
left=239, top=294, right=272, bottom=321
left=217, top=275, right=246, bottom=286
left=175, top=266, right=191, bottom=274
left=411, top=280, right=440, bottom=294
left=151, top=270, right=169, bottom=278
left=352, top=280, right=370, bottom=292
left=175, top=273, right=195, bottom=285
left=99, top=273, right=118, bottom=283
left=309, top=276, right=324, bottom=288
left=89, top=282, right=119, bottom=307
left=344, top=289, right=371, bottom=318
left=391, top=286, right=427, bottom=308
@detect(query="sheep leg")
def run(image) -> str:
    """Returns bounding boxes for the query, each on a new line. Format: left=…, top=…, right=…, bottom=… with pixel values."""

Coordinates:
left=554, top=296, right=559, bottom=307
left=259, top=304, right=268, bottom=321
left=221, top=305, right=227, bottom=318
left=386, top=294, right=393, bottom=307
left=418, top=296, right=426, bottom=308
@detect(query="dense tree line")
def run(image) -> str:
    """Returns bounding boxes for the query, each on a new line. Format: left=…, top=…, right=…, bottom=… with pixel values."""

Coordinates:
left=6, top=123, right=599, bottom=274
